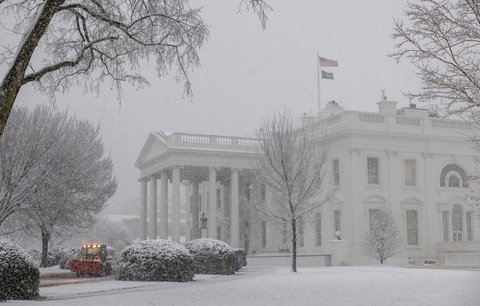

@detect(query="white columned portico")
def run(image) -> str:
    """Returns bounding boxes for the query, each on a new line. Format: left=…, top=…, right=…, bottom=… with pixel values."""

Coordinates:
left=149, top=174, right=158, bottom=239
left=172, top=166, right=181, bottom=242
left=230, top=168, right=240, bottom=247
left=208, top=167, right=217, bottom=238
left=140, top=178, right=148, bottom=240
left=160, top=170, right=169, bottom=239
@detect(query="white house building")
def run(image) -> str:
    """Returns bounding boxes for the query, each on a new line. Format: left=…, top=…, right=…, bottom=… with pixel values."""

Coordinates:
left=135, top=97, right=480, bottom=266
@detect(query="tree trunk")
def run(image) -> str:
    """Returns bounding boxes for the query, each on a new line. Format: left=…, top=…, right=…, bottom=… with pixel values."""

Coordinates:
left=40, top=227, right=51, bottom=268
left=291, top=219, right=297, bottom=272
left=380, top=258, right=384, bottom=264
left=0, top=0, right=64, bottom=137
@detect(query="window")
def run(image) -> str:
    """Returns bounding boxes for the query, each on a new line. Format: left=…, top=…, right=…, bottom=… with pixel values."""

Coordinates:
left=367, top=157, right=380, bottom=185
left=334, top=210, right=341, bottom=238
left=369, top=209, right=380, bottom=231
left=440, top=164, right=468, bottom=187
left=467, top=212, right=473, bottom=241
left=281, top=222, right=288, bottom=246
left=298, top=217, right=304, bottom=248
left=452, top=204, right=463, bottom=241
left=406, top=210, right=418, bottom=246
left=333, top=159, right=340, bottom=186
left=261, top=221, right=267, bottom=248
left=448, top=175, right=459, bottom=188
left=442, top=211, right=449, bottom=242
left=404, top=159, right=416, bottom=186
left=315, top=213, right=322, bottom=247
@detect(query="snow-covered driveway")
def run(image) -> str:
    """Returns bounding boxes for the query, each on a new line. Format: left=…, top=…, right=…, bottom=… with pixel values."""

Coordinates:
left=6, top=265, right=480, bottom=306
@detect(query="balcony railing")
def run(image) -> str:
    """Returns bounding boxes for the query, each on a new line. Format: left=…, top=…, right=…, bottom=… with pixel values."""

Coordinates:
left=358, top=113, right=385, bottom=123
left=170, top=132, right=259, bottom=149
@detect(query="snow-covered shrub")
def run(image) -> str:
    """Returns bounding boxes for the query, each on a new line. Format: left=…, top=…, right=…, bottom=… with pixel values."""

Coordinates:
left=184, top=238, right=236, bottom=275
left=45, top=246, right=68, bottom=267
left=27, top=249, right=41, bottom=265
left=59, top=249, right=79, bottom=270
left=233, top=248, right=247, bottom=271
left=117, top=239, right=194, bottom=282
left=0, top=239, right=39, bottom=300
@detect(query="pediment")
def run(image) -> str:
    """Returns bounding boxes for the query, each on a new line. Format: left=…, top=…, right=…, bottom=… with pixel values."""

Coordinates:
left=400, top=196, right=423, bottom=206
left=330, top=195, right=344, bottom=204
left=135, top=132, right=170, bottom=168
left=363, top=195, right=386, bottom=204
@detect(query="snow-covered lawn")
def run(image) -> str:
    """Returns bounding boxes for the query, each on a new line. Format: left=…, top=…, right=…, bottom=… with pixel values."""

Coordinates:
left=6, top=265, right=480, bottom=306
left=39, top=265, right=72, bottom=276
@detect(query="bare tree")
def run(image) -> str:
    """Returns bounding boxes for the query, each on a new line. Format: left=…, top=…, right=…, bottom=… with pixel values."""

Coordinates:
left=83, top=218, right=134, bottom=252
left=254, top=111, right=334, bottom=272
left=0, top=106, right=116, bottom=267
left=0, top=0, right=271, bottom=136
left=364, top=209, right=399, bottom=264
left=0, top=106, right=65, bottom=226
left=392, top=0, right=480, bottom=121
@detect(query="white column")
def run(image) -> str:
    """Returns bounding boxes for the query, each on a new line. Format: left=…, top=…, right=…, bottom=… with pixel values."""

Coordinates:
left=230, top=169, right=240, bottom=247
left=185, top=182, right=192, bottom=242
left=208, top=167, right=217, bottom=239
left=191, top=181, right=200, bottom=239
left=139, top=178, right=148, bottom=240
left=160, top=170, right=168, bottom=239
left=172, top=166, right=181, bottom=242
left=264, top=186, right=281, bottom=251
left=149, top=174, right=158, bottom=239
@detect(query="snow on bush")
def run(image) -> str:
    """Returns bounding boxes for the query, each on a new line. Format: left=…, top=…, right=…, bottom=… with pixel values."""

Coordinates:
left=117, top=239, right=194, bottom=282
left=184, top=238, right=236, bottom=275
left=59, top=249, right=79, bottom=270
left=233, top=248, right=247, bottom=271
left=45, top=246, right=68, bottom=267
left=27, top=249, right=41, bottom=265
left=0, top=238, right=39, bottom=300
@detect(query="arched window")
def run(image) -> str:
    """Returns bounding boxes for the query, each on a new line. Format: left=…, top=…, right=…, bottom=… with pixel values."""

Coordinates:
left=452, top=204, right=463, bottom=242
left=440, top=164, right=468, bottom=188
left=448, top=175, right=460, bottom=187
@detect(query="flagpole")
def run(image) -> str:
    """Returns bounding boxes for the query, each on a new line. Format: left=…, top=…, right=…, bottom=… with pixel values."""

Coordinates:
left=317, top=52, right=321, bottom=115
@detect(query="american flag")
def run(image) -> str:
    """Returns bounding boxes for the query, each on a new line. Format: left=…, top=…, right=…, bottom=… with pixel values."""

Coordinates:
left=318, top=56, right=338, bottom=67
left=321, top=70, right=334, bottom=80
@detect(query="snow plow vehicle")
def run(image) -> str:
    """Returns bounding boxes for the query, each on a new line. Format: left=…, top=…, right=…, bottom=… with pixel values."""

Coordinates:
left=70, top=243, right=112, bottom=277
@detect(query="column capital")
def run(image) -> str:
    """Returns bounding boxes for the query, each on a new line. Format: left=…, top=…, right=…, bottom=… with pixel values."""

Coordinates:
left=138, top=177, right=150, bottom=182
left=150, top=173, right=161, bottom=179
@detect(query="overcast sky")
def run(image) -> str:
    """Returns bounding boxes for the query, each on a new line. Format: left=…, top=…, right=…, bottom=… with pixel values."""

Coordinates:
left=1, top=0, right=420, bottom=212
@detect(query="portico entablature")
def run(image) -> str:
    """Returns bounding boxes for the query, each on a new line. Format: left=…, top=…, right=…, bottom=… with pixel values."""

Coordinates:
left=136, top=131, right=260, bottom=179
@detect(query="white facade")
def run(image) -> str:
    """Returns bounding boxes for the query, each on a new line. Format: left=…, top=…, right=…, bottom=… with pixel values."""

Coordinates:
left=135, top=98, right=480, bottom=266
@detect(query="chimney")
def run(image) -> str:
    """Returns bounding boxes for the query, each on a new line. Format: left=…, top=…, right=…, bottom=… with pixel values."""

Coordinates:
left=377, top=90, right=398, bottom=115
left=300, top=113, right=316, bottom=126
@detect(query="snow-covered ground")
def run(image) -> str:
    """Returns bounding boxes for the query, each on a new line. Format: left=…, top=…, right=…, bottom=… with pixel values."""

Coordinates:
left=6, top=265, right=480, bottom=306
left=39, top=265, right=73, bottom=276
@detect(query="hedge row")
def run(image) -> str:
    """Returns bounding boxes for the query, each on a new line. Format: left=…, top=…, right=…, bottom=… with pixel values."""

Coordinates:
left=0, top=239, right=39, bottom=301
left=116, top=238, right=245, bottom=282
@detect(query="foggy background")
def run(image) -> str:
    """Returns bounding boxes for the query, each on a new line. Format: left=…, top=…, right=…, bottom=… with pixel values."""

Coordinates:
left=1, top=0, right=420, bottom=214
